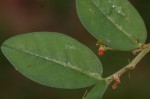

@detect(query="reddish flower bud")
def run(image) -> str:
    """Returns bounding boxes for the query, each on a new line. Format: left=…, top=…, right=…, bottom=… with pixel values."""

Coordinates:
left=112, top=75, right=120, bottom=90
left=98, top=49, right=104, bottom=56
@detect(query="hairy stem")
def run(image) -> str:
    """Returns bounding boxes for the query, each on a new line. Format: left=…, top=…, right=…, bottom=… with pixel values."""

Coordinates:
left=106, top=43, right=150, bottom=84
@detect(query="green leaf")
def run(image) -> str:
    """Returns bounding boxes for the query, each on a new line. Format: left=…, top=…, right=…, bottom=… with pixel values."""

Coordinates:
left=1, top=32, right=103, bottom=89
left=76, top=0, right=147, bottom=51
left=83, top=80, right=108, bottom=99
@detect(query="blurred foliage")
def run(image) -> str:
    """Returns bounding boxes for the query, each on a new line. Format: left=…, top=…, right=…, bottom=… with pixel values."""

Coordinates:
left=0, top=0, right=150, bottom=99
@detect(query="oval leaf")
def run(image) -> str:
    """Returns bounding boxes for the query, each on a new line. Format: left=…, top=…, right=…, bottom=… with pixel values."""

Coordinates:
left=76, top=0, right=147, bottom=51
left=1, top=32, right=103, bottom=89
left=83, top=80, right=108, bottom=99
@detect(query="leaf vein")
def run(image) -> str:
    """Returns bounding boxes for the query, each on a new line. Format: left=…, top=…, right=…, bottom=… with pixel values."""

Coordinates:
left=91, top=0, right=137, bottom=44
left=3, top=44, right=102, bottom=80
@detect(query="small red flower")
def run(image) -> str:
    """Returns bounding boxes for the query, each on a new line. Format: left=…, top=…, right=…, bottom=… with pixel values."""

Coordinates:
left=98, top=49, right=104, bottom=56
left=112, top=75, right=120, bottom=90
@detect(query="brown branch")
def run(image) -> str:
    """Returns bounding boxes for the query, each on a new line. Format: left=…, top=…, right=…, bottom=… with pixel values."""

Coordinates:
left=106, top=43, right=150, bottom=84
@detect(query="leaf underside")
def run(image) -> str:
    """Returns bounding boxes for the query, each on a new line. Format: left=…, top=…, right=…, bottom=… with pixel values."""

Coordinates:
left=76, top=0, right=147, bottom=51
left=83, top=80, right=108, bottom=99
left=1, top=32, right=103, bottom=89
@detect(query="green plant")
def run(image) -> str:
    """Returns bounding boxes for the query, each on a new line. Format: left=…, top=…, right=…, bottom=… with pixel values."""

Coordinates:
left=1, top=0, right=150, bottom=99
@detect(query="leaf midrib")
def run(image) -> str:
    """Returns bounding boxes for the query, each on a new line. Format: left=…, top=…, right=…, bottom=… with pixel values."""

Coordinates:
left=2, top=44, right=102, bottom=81
left=90, top=0, right=138, bottom=45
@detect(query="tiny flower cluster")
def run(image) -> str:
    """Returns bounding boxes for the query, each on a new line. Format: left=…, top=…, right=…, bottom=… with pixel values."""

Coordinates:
left=96, top=40, right=107, bottom=56
left=96, top=40, right=114, bottom=56
left=112, top=75, right=120, bottom=90
left=98, top=45, right=106, bottom=56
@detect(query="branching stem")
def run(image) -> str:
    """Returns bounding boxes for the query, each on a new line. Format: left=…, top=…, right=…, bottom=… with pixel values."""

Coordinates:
left=106, top=43, right=150, bottom=84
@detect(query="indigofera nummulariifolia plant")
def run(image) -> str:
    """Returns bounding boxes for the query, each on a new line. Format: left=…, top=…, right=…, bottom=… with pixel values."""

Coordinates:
left=1, top=0, right=150, bottom=99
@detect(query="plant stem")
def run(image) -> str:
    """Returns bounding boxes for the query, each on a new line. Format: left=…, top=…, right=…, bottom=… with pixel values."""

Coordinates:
left=106, top=43, right=150, bottom=84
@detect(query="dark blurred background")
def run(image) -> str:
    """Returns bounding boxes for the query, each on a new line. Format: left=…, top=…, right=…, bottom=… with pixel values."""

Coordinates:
left=0, top=0, right=150, bottom=99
